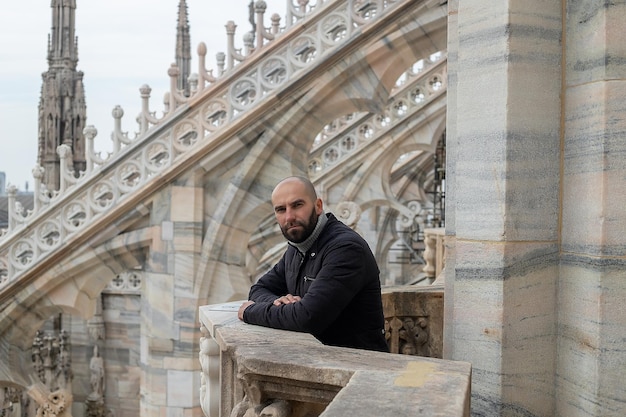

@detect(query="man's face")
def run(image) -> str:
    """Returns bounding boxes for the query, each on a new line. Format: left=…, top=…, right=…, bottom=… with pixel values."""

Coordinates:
left=271, top=180, right=323, bottom=243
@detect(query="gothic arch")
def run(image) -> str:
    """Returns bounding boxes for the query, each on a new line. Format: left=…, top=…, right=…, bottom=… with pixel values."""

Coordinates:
left=0, top=303, right=84, bottom=389
left=0, top=227, right=154, bottom=387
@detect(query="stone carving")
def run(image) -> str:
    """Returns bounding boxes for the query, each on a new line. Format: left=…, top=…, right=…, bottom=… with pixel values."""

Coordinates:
left=89, top=346, right=105, bottom=399
left=32, top=330, right=73, bottom=392
left=231, top=364, right=295, bottom=417
left=258, top=400, right=291, bottom=417
left=335, top=201, right=361, bottom=228
left=1, top=389, right=38, bottom=417
left=399, top=317, right=428, bottom=355
left=385, top=316, right=430, bottom=356
left=199, top=326, right=213, bottom=417
left=35, top=389, right=72, bottom=417
left=86, top=345, right=106, bottom=417
left=232, top=398, right=292, bottom=417
left=106, top=270, right=141, bottom=292
left=32, top=332, right=45, bottom=383
left=85, top=397, right=105, bottom=417
left=0, top=387, right=21, bottom=417
left=55, top=332, right=72, bottom=391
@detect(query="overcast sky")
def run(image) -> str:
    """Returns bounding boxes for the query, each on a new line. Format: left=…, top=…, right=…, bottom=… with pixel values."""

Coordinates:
left=0, top=0, right=281, bottom=191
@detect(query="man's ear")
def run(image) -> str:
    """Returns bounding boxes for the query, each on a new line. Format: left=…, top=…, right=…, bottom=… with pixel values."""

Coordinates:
left=315, top=198, right=323, bottom=215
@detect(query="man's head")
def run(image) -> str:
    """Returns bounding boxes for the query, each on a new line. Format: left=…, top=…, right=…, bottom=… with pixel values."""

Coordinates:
left=271, top=176, right=323, bottom=243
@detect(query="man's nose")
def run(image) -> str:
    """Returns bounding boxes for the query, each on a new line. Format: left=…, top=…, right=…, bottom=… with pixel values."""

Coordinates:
left=284, top=207, right=296, bottom=221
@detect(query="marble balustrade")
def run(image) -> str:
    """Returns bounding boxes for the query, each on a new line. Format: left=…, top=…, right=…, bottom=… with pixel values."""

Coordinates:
left=199, top=301, right=471, bottom=417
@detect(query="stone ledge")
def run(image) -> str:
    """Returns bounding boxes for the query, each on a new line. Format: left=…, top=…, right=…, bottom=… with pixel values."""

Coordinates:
left=199, top=302, right=471, bottom=417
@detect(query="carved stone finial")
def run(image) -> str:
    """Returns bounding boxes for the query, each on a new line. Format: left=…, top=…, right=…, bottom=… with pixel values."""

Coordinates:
left=32, top=165, right=45, bottom=179
left=255, top=1, right=267, bottom=12
left=139, top=84, right=152, bottom=98
left=56, top=144, right=72, bottom=159
left=111, top=105, right=124, bottom=119
left=168, top=63, right=180, bottom=77
left=197, top=42, right=207, bottom=56
left=83, top=125, right=98, bottom=139
left=225, top=21, right=237, bottom=34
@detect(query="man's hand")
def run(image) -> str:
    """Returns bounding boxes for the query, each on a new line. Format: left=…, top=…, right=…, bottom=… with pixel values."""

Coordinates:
left=238, top=300, right=255, bottom=321
left=273, top=294, right=302, bottom=306
left=238, top=295, right=301, bottom=321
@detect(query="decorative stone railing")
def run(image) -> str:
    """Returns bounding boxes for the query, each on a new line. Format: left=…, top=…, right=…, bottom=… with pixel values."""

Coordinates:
left=199, top=302, right=470, bottom=417
left=0, top=0, right=421, bottom=290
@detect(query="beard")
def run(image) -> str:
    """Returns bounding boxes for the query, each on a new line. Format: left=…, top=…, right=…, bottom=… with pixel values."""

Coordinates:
left=280, top=207, right=319, bottom=243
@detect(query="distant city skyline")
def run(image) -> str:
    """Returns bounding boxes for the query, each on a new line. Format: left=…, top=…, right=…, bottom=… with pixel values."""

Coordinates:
left=0, top=171, right=6, bottom=195
left=0, top=0, right=276, bottom=191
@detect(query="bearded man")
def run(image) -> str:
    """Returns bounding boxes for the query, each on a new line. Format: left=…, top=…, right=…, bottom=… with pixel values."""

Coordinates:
left=238, top=176, right=389, bottom=352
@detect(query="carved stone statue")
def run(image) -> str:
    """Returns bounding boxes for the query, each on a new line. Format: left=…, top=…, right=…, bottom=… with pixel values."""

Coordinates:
left=88, top=346, right=104, bottom=399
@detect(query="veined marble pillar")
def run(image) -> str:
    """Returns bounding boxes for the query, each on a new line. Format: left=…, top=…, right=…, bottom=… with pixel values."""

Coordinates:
left=448, top=0, right=626, bottom=415
left=447, top=0, right=562, bottom=415
left=559, top=1, right=626, bottom=416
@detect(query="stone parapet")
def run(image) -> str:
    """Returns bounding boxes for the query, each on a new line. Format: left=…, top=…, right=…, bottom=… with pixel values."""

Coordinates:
left=199, top=302, right=471, bottom=417
left=382, top=285, right=444, bottom=358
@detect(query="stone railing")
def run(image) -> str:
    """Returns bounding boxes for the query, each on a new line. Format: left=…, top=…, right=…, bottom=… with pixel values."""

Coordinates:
left=199, top=302, right=471, bottom=417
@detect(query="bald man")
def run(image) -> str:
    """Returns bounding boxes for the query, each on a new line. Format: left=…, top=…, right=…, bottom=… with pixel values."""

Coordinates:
left=238, top=176, right=388, bottom=352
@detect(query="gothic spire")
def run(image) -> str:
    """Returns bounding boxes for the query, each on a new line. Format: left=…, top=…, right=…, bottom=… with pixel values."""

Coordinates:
left=38, top=0, right=87, bottom=191
left=47, top=0, right=79, bottom=69
left=175, top=0, right=192, bottom=97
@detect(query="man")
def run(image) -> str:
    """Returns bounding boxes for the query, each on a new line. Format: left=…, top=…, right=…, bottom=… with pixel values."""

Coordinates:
left=238, top=176, right=389, bottom=352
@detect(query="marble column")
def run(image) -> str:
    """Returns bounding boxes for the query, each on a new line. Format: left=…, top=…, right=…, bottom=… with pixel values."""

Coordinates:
left=446, top=0, right=562, bottom=415
left=558, top=1, right=626, bottom=416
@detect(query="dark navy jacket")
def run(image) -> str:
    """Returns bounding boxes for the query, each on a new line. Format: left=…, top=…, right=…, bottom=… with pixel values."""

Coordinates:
left=243, top=213, right=389, bottom=352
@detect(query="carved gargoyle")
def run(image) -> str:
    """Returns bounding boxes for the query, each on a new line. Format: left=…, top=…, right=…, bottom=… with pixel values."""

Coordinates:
left=236, top=398, right=292, bottom=417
